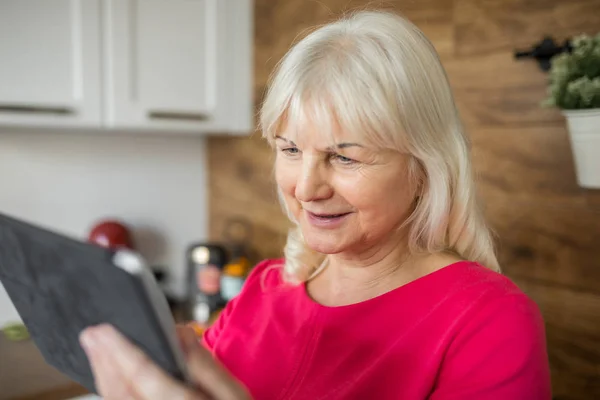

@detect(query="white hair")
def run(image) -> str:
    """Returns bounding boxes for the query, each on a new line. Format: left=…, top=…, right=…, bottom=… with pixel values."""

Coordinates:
left=259, top=10, right=500, bottom=283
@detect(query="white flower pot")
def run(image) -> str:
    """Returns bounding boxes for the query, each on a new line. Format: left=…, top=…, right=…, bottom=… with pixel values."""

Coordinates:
left=562, top=108, right=600, bottom=189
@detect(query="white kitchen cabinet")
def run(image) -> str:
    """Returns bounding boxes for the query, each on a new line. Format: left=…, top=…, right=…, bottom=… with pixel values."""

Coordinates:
left=0, top=0, right=253, bottom=135
left=0, top=0, right=102, bottom=128
left=103, top=0, right=253, bottom=133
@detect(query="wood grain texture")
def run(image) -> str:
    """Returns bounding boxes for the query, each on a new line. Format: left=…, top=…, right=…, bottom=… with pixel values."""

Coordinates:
left=207, top=133, right=289, bottom=263
left=208, top=0, right=600, bottom=397
left=483, top=199, right=600, bottom=293
left=470, top=124, right=600, bottom=210
left=445, top=51, right=565, bottom=126
left=514, top=278, right=600, bottom=400
left=471, top=125, right=582, bottom=202
left=455, top=0, right=600, bottom=56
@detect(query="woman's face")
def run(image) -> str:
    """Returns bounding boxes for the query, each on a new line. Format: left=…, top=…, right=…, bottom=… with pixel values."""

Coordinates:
left=275, top=118, right=419, bottom=258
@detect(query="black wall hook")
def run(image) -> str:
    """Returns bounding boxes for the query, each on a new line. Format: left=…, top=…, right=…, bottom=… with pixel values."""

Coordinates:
left=514, top=36, right=572, bottom=72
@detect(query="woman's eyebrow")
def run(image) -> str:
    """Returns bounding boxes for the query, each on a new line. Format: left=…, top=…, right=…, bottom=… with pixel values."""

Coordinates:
left=275, top=136, right=297, bottom=146
left=275, top=136, right=363, bottom=150
left=332, top=143, right=363, bottom=149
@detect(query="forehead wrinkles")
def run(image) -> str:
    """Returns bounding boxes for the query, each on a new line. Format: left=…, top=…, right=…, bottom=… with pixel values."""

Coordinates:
left=282, top=104, right=368, bottom=151
left=283, top=98, right=335, bottom=146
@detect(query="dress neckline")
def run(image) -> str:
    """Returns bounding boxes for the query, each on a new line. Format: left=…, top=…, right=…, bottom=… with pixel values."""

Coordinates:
left=299, top=260, right=474, bottom=311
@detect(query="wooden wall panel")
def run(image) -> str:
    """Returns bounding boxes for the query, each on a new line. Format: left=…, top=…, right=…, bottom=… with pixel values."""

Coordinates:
left=455, top=0, right=600, bottom=56
left=484, top=200, right=600, bottom=292
left=207, top=134, right=289, bottom=262
left=208, top=0, right=600, bottom=397
left=395, top=0, right=455, bottom=58
left=471, top=125, right=581, bottom=202
left=515, top=278, right=600, bottom=400
left=445, top=52, right=565, bottom=126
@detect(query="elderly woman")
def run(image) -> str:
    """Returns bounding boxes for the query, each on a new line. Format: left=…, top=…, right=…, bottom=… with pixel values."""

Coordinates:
left=80, top=10, right=552, bottom=400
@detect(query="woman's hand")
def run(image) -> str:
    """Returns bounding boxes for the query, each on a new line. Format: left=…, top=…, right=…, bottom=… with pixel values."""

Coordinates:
left=79, top=324, right=251, bottom=400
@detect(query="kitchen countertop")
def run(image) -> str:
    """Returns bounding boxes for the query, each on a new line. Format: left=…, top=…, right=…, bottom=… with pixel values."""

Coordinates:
left=0, top=334, right=89, bottom=400
left=0, top=306, right=190, bottom=399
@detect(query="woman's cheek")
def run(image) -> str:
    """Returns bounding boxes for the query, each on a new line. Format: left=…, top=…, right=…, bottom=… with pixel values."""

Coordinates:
left=332, top=173, right=370, bottom=205
left=275, top=160, right=301, bottom=213
left=275, top=160, right=293, bottom=192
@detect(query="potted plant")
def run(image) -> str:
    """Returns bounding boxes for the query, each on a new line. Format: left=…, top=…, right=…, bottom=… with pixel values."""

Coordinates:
left=543, top=33, right=600, bottom=188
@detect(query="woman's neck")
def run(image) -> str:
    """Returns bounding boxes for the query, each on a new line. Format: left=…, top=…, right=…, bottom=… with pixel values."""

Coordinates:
left=306, top=235, right=462, bottom=307
left=306, top=234, right=412, bottom=307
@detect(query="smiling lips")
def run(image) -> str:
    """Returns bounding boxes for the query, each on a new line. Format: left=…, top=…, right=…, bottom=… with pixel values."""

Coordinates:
left=311, top=212, right=349, bottom=218
left=304, top=210, right=351, bottom=228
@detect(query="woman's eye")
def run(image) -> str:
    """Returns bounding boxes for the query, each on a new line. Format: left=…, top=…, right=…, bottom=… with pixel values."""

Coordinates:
left=281, top=147, right=300, bottom=155
left=332, top=154, right=355, bottom=164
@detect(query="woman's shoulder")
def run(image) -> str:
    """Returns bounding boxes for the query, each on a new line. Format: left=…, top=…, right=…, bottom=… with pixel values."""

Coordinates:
left=429, top=262, right=551, bottom=397
left=448, top=260, right=531, bottom=301
left=248, top=257, right=285, bottom=275
left=201, top=258, right=288, bottom=350
left=440, top=261, right=544, bottom=333
left=431, top=261, right=547, bottom=360
left=240, top=258, right=288, bottom=292
left=421, top=253, right=525, bottom=302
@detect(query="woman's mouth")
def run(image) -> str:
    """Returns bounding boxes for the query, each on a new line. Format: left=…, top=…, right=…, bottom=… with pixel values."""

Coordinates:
left=305, top=211, right=351, bottom=228
left=312, top=213, right=348, bottom=218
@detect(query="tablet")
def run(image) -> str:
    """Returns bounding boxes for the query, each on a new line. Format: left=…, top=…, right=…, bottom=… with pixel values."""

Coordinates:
left=0, top=212, right=190, bottom=394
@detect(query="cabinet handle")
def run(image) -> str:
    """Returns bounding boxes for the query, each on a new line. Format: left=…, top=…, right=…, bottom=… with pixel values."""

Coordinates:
left=148, top=110, right=210, bottom=122
left=0, top=105, right=74, bottom=115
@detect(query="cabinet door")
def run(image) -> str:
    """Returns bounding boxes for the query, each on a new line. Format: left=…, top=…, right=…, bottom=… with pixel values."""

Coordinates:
left=104, top=0, right=253, bottom=134
left=0, top=0, right=101, bottom=128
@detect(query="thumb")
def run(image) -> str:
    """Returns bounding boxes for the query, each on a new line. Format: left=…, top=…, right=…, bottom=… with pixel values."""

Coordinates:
left=182, top=332, right=251, bottom=400
left=177, top=324, right=201, bottom=356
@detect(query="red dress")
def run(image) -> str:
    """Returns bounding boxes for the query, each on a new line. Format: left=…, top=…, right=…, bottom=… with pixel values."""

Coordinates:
left=203, top=258, right=552, bottom=399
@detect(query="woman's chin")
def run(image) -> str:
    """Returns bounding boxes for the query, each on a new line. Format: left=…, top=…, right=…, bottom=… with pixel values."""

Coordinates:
left=303, top=233, right=348, bottom=255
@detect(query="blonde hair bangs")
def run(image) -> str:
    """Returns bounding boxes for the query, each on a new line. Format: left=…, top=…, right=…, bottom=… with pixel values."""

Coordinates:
left=261, top=43, right=408, bottom=153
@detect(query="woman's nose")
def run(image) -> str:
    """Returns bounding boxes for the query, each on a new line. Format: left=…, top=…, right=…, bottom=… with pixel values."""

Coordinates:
left=294, top=160, right=332, bottom=202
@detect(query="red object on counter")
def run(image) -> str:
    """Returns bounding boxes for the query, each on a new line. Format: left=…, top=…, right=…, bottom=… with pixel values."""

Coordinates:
left=87, top=220, right=134, bottom=250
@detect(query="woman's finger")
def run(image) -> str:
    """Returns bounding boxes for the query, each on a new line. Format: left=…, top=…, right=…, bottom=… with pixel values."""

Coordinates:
left=81, top=330, right=136, bottom=400
left=81, top=324, right=207, bottom=400
left=182, top=333, right=251, bottom=400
